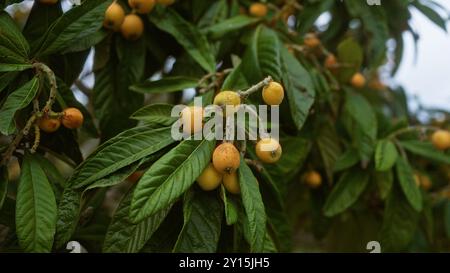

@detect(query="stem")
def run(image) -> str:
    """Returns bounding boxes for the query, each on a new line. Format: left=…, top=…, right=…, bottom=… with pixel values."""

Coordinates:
left=245, top=159, right=263, bottom=172
left=31, top=124, right=40, bottom=153
left=33, top=62, right=58, bottom=114
left=238, top=76, right=272, bottom=98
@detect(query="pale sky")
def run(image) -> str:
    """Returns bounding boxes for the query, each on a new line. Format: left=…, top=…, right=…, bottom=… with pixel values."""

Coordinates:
left=395, top=0, right=450, bottom=111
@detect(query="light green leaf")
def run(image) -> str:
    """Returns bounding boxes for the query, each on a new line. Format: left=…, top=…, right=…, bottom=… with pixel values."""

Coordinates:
left=0, top=63, right=32, bottom=72
left=130, top=138, right=216, bottom=223
left=395, top=157, right=422, bottom=212
left=239, top=159, right=267, bottom=252
left=70, top=126, right=175, bottom=189
left=323, top=169, right=369, bottom=217
left=16, top=154, right=57, bottom=252
left=337, top=38, right=363, bottom=82
left=375, top=140, right=398, bottom=171
left=0, top=77, right=39, bottom=135
left=130, top=76, right=199, bottom=94
left=220, top=186, right=238, bottom=226
left=173, top=189, right=222, bottom=252
left=0, top=11, right=30, bottom=59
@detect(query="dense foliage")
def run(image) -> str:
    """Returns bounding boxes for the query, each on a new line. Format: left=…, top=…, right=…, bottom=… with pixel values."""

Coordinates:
left=0, top=0, right=450, bottom=253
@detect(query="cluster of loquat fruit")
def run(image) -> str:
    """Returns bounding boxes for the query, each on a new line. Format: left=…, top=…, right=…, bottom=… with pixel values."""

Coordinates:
left=38, top=107, right=84, bottom=133
left=182, top=81, right=287, bottom=194
left=103, top=0, right=174, bottom=40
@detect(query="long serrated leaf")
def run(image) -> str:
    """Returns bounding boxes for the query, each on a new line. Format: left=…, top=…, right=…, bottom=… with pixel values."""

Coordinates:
left=16, top=154, right=57, bottom=252
left=34, top=0, right=112, bottom=56
left=238, top=159, right=266, bottom=252
left=70, top=127, right=175, bottom=189
left=130, top=138, right=216, bottom=223
left=0, top=11, right=30, bottom=58
left=103, top=188, right=171, bottom=253
left=205, top=15, right=260, bottom=39
left=54, top=187, right=81, bottom=249
left=0, top=77, right=39, bottom=135
left=400, top=140, right=450, bottom=165
left=323, top=169, right=369, bottom=217
left=280, top=47, right=315, bottom=131
left=130, top=103, right=177, bottom=126
left=149, top=7, right=216, bottom=73
left=395, top=157, right=422, bottom=212
left=173, top=189, right=222, bottom=252
left=130, top=76, right=199, bottom=94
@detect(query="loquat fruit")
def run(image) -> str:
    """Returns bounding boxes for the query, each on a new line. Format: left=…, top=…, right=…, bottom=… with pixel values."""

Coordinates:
left=213, top=91, right=241, bottom=116
left=197, top=163, right=223, bottom=191
left=255, top=138, right=282, bottom=164
left=431, top=130, right=450, bottom=150
left=61, top=108, right=84, bottom=129
left=120, top=14, right=144, bottom=41
left=262, top=81, right=284, bottom=106
left=128, top=0, right=156, bottom=14
left=223, top=172, right=241, bottom=194
left=304, top=33, right=321, bottom=49
left=38, top=117, right=61, bottom=133
left=180, top=106, right=204, bottom=135
left=303, top=171, right=322, bottom=189
left=212, top=143, right=241, bottom=174
left=324, top=54, right=338, bottom=70
left=350, top=72, right=366, bottom=89
left=103, top=2, right=125, bottom=32
left=249, top=3, right=268, bottom=18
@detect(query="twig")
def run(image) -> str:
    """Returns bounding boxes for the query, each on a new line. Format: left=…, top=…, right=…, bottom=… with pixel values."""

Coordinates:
left=238, top=76, right=272, bottom=98
left=74, top=79, right=92, bottom=95
left=245, top=159, right=263, bottom=172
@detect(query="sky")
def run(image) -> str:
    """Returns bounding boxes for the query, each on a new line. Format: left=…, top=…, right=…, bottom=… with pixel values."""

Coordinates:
left=394, top=0, right=450, bottom=111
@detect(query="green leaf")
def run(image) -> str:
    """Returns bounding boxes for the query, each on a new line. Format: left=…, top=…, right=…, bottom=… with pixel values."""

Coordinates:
left=130, top=103, right=177, bottom=126
left=345, top=89, right=377, bottom=139
left=149, top=8, right=216, bottom=73
left=0, top=11, right=30, bottom=60
left=375, top=140, right=398, bottom=171
left=54, top=187, right=81, bottom=248
left=395, top=157, right=422, bottom=212
left=173, top=189, right=222, bottom=252
left=296, top=0, right=335, bottom=36
left=130, top=138, right=216, bottom=223
left=221, top=63, right=248, bottom=90
left=0, top=166, right=7, bottom=210
left=379, top=185, right=419, bottom=252
left=93, top=36, right=145, bottom=140
left=280, top=47, right=315, bottom=131
left=337, top=38, right=363, bottom=82
left=130, top=76, right=199, bottom=94
left=323, top=169, right=369, bottom=217
left=317, top=120, right=342, bottom=183
left=333, top=148, right=360, bottom=172
left=0, top=72, right=18, bottom=93
left=15, top=154, right=57, bottom=252
left=241, top=25, right=281, bottom=83
left=0, top=63, right=32, bottom=72
left=0, top=77, right=39, bottom=135
left=70, top=126, right=175, bottom=189
left=375, top=170, right=393, bottom=200
left=412, top=1, right=447, bottom=32
left=205, top=15, right=260, bottom=39
left=34, top=0, right=112, bottom=56
left=400, top=140, right=450, bottom=165
left=103, top=188, right=171, bottom=253
left=220, top=186, right=238, bottom=226
left=239, top=159, right=267, bottom=252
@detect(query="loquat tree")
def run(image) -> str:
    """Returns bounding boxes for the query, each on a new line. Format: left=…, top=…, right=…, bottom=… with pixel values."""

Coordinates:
left=0, top=0, right=449, bottom=253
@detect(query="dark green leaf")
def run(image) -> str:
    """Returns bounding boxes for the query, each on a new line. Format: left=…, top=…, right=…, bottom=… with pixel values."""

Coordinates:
left=130, top=103, right=177, bottom=126
left=130, top=138, right=216, bottom=223
left=0, top=77, right=39, bottom=135
left=323, top=169, right=369, bottom=217
left=16, top=154, right=57, bottom=252
left=395, top=157, right=422, bottom=212
left=375, top=140, right=398, bottom=171
left=205, top=15, right=260, bottom=39
left=130, top=76, right=199, bottom=94
left=400, top=140, right=450, bottom=165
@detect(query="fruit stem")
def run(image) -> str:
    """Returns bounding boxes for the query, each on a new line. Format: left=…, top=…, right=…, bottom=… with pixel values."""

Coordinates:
left=238, top=75, right=272, bottom=98
left=33, top=62, right=58, bottom=114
